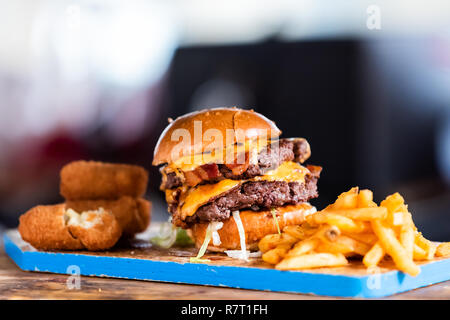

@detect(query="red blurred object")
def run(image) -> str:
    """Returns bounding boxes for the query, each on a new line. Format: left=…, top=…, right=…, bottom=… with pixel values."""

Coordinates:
left=0, top=131, right=88, bottom=223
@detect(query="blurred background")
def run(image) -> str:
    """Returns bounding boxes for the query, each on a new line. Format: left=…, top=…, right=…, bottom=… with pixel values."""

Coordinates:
left=0, top=0, right=449, bottom=240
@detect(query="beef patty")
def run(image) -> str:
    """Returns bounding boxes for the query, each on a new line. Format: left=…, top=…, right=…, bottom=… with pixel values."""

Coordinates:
left=171, top=166, right=321, bottom=227
left=161, top=138, right=310, bottom=190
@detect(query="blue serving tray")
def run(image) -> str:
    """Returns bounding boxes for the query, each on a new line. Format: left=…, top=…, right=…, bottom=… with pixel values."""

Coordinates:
left=4, top=230, right=450, bottom=298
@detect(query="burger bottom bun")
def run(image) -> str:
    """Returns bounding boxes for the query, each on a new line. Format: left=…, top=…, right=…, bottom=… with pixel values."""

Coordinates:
left=190, top=203, right=316, bottom=252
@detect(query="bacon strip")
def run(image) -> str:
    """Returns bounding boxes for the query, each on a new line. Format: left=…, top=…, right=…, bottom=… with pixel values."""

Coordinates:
left=185, top=164, right=222, bottom=187
left=224, top=152, right=250, bottom=176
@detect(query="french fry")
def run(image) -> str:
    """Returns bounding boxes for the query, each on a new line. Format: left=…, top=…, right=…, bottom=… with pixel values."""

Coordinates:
left=391, top=211, right=405, bottom=227
left=415, top=232, right=437, bottom=260
left=282, top=225, right=303, bottom=239
left=316, top=241, right=353, bottom=254
left=372, top=219, right=420, bottom=276
left=308, top=212, right=370, bottom=233
left=315, top=225, right=341, bottom=242
left=400, top=224, right=415, bottom=260
left=258, top=234, right=281, bottom=253
left=259, top=232, right=297, bottom=253
left=427, top=243, right=437, bottom=260
left=339, top=236, right=371, bottom=256
left=332, top=187, right=359, bottom=210
left=344, top=232, right=378, bottom=245
left=380, top=193, right=405, bottom=214
left=276, top=253, right=348, bottom=270
left=286, top=237, right=320, bottom=257
left=318, top=235, right=371, bottom=256
left=414, top=232, right=428, bottom=249
left=363, top=242, right=385, bottom=268
left=281, top=232, right=299, bottom=244
left=380, top=193, right=410, bottom=228
left=346, top=221, right=371, bottom=233
left=357, top=189, right=377, bottom=208
left=262, top=244, right=291, bottom=264
left=436, top=242, right=450, bottom=257
left=282, top=225, right=317, bottom=240
left=324, top=207, right=388, bottom=221
left=413, top=244, right=427, bottom=260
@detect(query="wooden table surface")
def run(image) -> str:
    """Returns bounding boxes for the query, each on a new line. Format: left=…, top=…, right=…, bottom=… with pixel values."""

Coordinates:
left=1, top=243, right=450, bottom=300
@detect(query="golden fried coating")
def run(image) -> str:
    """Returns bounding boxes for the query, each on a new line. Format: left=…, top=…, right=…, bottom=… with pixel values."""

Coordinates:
left=66, top=209, right=122, bottom=251
left=18, top=204, right=122, bottom=251
left=65, top=196, right=151, bottom=236
left=19, top=204, right=83, bottom=251
left=135, top=198, right=152, bottom=235
left=60, top=161, right=149, bottom=201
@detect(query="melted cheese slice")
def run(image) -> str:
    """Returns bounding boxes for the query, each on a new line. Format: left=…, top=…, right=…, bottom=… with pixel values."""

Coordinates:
left=256, top=161, right=309, bottom=183
left=179, top=161, right=309, bottom=219
left=167, top=138, right=270, bottom=172
left=180, top=180, right=242, bottom=219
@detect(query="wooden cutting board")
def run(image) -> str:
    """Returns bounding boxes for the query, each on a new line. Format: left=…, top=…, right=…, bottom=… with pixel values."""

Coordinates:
left=4, top=230, right=450, bottom=298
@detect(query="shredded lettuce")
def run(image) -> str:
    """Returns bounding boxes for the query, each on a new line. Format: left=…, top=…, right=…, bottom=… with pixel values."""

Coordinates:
left=232, top=211, right=249, bottom=261
left=175, top=228, right=194, bottom=247
left=271, top=208, right=281, bottom=235
left=210, top=221, right=223, bottom=246
left=150, top=222, right=194, bottom=249
left=190, top=224, right=213, bottom=263
left=150, top=222, right=177, bottom=249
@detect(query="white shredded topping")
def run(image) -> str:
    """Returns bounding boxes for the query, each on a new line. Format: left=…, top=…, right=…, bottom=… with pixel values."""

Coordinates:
left=210, top=222, right=223, bottom=246
left=283, top=205, right=317, bottom=221
left=149, top=222, right=178, bottom=249
left=232, top=211, right=249, bottom=261
left=190, top=223, right=213, bottom=263
left=224, top=250, right=262, bottom=259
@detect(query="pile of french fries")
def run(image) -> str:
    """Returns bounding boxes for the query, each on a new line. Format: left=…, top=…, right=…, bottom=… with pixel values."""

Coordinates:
left=259, top=187, right=450, bottom=276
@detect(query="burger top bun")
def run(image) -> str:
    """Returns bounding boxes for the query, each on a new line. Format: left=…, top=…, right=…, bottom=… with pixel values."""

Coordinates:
left=152, top=107, right=282, bottom=166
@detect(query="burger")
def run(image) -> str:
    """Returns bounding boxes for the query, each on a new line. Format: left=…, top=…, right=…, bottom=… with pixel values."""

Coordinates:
left=152, top=107, right=321, bottom=260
